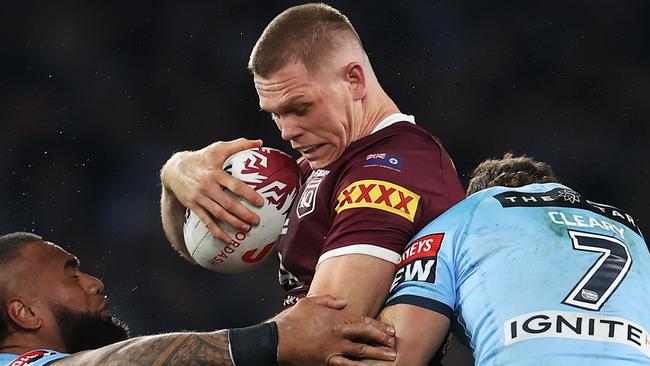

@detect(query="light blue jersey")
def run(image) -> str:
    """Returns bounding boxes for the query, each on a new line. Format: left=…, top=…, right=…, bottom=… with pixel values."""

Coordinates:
left=0, top=349, right=68, bottom=365
left=387, top=183, right=650, bottom=366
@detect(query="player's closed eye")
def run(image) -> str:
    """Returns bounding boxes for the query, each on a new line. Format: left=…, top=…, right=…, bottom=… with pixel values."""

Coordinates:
left=294, top=104, right=310, bottom=116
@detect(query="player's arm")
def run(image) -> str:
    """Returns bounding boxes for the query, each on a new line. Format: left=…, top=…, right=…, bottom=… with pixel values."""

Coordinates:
left=363, top=304, right=450, bottom=365
left=55, top=296, right=397, bottom=366
left=159, top=138, right=264, bottom=259
left=308, top=254, right=396, bottom=317
left=369, top=196, right=477, bottom=366
left=55, top=329, right=234, bottom=366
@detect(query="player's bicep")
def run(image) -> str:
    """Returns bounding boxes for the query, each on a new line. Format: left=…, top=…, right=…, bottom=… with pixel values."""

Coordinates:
left=378, top=304, right=450, bottom=366
left=309, top=254, right=397, bottom=317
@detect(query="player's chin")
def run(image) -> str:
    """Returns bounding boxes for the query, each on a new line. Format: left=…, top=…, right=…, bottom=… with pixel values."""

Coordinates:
left=99, top=309, right=112, bottom=320
left=305, top=149, right=339, bottom=169
left=306, top=159, right=325, bottom=169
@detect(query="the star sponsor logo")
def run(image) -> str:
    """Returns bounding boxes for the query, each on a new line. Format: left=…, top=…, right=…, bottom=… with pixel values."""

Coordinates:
left=558, top=189, right=581, bottom=203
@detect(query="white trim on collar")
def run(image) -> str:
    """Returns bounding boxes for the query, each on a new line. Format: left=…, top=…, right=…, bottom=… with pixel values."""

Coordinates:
left=370, top=113, right=416, bottom=134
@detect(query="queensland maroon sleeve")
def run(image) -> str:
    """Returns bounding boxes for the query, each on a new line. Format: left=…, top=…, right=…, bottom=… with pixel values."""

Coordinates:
left=319, top=133, right=464, bottom=265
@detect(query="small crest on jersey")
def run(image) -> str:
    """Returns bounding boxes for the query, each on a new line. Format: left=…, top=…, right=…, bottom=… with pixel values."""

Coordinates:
left=335, top=179, right=420, bottom=222
left=580, top=289, right=599, bottom=301
left=296, top=169, right=329, bottom=219
left=558, top=189, right=581, bottom=203
left=364, top=152, right=403, bottom=172
left=10, top=350, right=58, bottom=365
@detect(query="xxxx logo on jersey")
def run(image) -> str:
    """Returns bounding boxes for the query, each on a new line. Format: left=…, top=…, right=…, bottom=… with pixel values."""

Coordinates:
left=335, top=179, right=420, bottom=222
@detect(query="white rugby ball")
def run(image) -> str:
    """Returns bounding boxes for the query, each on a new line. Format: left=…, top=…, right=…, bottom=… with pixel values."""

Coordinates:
left=183, top=147, right=300, bottom=273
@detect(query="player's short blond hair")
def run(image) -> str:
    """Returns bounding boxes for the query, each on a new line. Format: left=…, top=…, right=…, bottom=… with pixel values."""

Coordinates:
left=248, top=3, right=363, bottom=77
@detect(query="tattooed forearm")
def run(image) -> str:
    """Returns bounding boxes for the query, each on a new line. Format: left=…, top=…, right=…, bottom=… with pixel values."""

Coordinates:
left=56, top=330, right=234, bottom=366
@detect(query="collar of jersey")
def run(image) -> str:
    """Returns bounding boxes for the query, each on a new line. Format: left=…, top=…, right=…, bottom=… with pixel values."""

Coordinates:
left=370, top=113, right=416, bottom=134
left=0, top=353, right=18, bottom=362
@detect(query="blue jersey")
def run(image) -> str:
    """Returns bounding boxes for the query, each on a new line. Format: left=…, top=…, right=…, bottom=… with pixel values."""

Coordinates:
left=387, top=183, right=650, bottom=366
left=0, top=350, right=68, bottom=365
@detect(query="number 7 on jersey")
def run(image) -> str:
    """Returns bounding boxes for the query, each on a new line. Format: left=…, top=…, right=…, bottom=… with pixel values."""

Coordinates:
left=562, top=230, right=632, bottom=311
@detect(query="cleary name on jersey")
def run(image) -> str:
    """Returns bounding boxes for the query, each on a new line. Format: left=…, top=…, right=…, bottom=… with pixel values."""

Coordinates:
left=388, top=183, right=650, bottom=365
left=277, top=113, right=464, bottom=306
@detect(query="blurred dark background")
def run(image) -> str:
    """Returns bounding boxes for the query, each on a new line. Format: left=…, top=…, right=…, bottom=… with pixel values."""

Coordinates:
left=1, top=0, right=648, bottom=363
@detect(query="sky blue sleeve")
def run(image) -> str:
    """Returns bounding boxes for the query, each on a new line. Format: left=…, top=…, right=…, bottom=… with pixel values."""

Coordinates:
left=385, top=194, right=481, bottom=319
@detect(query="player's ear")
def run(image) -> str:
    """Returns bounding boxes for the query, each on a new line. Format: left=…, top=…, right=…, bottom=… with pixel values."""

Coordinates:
left=7, top=298, right=43, bottom=331
left=343, top=62, right=366, bottom=101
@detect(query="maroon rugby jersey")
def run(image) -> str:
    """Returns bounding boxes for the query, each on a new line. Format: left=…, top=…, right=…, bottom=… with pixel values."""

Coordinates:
left=277, top=114, right=464, bottom=306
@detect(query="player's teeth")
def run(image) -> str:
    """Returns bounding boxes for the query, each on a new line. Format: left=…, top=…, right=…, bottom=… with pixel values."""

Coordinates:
left=303, top=146, right=317, bottom=154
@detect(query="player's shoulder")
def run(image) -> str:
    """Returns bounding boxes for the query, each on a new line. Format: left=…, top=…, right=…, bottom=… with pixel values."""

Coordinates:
left=460, top=183, right=569, bottom=216
left=342, top=121, right=446, bottom=175
left=426, top=183, right=569, bottom=227
left=1, top=349, right=69, bottom=366
left=365, top=121, right=442, bottom=152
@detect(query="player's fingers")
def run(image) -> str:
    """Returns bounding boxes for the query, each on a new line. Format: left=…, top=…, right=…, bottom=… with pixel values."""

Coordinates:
left=341, top=342, right=397, bottom=361
left=198, top=194, right=252, bottom=233
left=216, top=169, right=264, bottom=210
left=359, top=316, right=396, bottom=336
left=328, top=343, right=396, bottom=365
left=220, top=138, right=264, bottom=157
left=326, top=355, right=364, bottom=366
left=340, top=322, right=395, bottom=348
left=304, top=294, right=347, bottom=309
left=199, top=182, right=254, bottom=230
left=191, top=206, right=232, bottom=243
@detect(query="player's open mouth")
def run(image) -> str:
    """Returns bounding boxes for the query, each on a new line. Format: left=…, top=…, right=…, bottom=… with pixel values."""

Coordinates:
left=299, top=144, right=323, bottom=156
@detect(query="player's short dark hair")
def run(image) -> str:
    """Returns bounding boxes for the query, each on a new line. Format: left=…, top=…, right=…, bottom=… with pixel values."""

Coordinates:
left=0, top=232, right=43, bottom=343
left=248, top=3, right=363, bottom=77
left=467, top=153, right=559, bottom=195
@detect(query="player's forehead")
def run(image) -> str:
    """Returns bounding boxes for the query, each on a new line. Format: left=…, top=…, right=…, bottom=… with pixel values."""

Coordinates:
left=22, top=240, right=76, bottom=265
left=254, top=62, right=317, bottom=111
left=43, top=241, right=73, bottom=256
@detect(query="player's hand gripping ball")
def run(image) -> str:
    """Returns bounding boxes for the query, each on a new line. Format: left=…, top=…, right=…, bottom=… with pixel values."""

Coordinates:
left=183, top=147, right=300, bottom=273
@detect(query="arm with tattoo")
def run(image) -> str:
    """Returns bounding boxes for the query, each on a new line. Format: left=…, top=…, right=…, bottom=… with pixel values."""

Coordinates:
left=58, top=330, right=233, bottom=366
left=52, top=296, right=396, bottom=366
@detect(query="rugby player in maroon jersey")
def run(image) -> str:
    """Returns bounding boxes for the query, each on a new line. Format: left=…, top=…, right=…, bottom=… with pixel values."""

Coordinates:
left=160, top=4, right=464, bottom=364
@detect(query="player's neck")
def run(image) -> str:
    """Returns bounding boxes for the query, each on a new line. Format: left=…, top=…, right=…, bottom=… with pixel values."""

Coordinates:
left=360, top=89, right=400, bottom=136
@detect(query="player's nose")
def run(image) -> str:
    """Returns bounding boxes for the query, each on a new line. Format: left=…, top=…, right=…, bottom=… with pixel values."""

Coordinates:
left=278, top=118, right=302, bottom=142
left=81, top=272, right=105, bottom=295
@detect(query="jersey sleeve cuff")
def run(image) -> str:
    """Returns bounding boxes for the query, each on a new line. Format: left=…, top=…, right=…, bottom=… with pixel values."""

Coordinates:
left=385, top=294, right=453, bottom=320
left=318, top=244, right=402, bottom=265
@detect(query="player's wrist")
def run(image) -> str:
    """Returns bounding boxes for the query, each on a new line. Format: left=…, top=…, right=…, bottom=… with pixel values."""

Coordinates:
left=160, top=150, right=189, bottom=187
left=228, top=321, right=279, bottom=366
